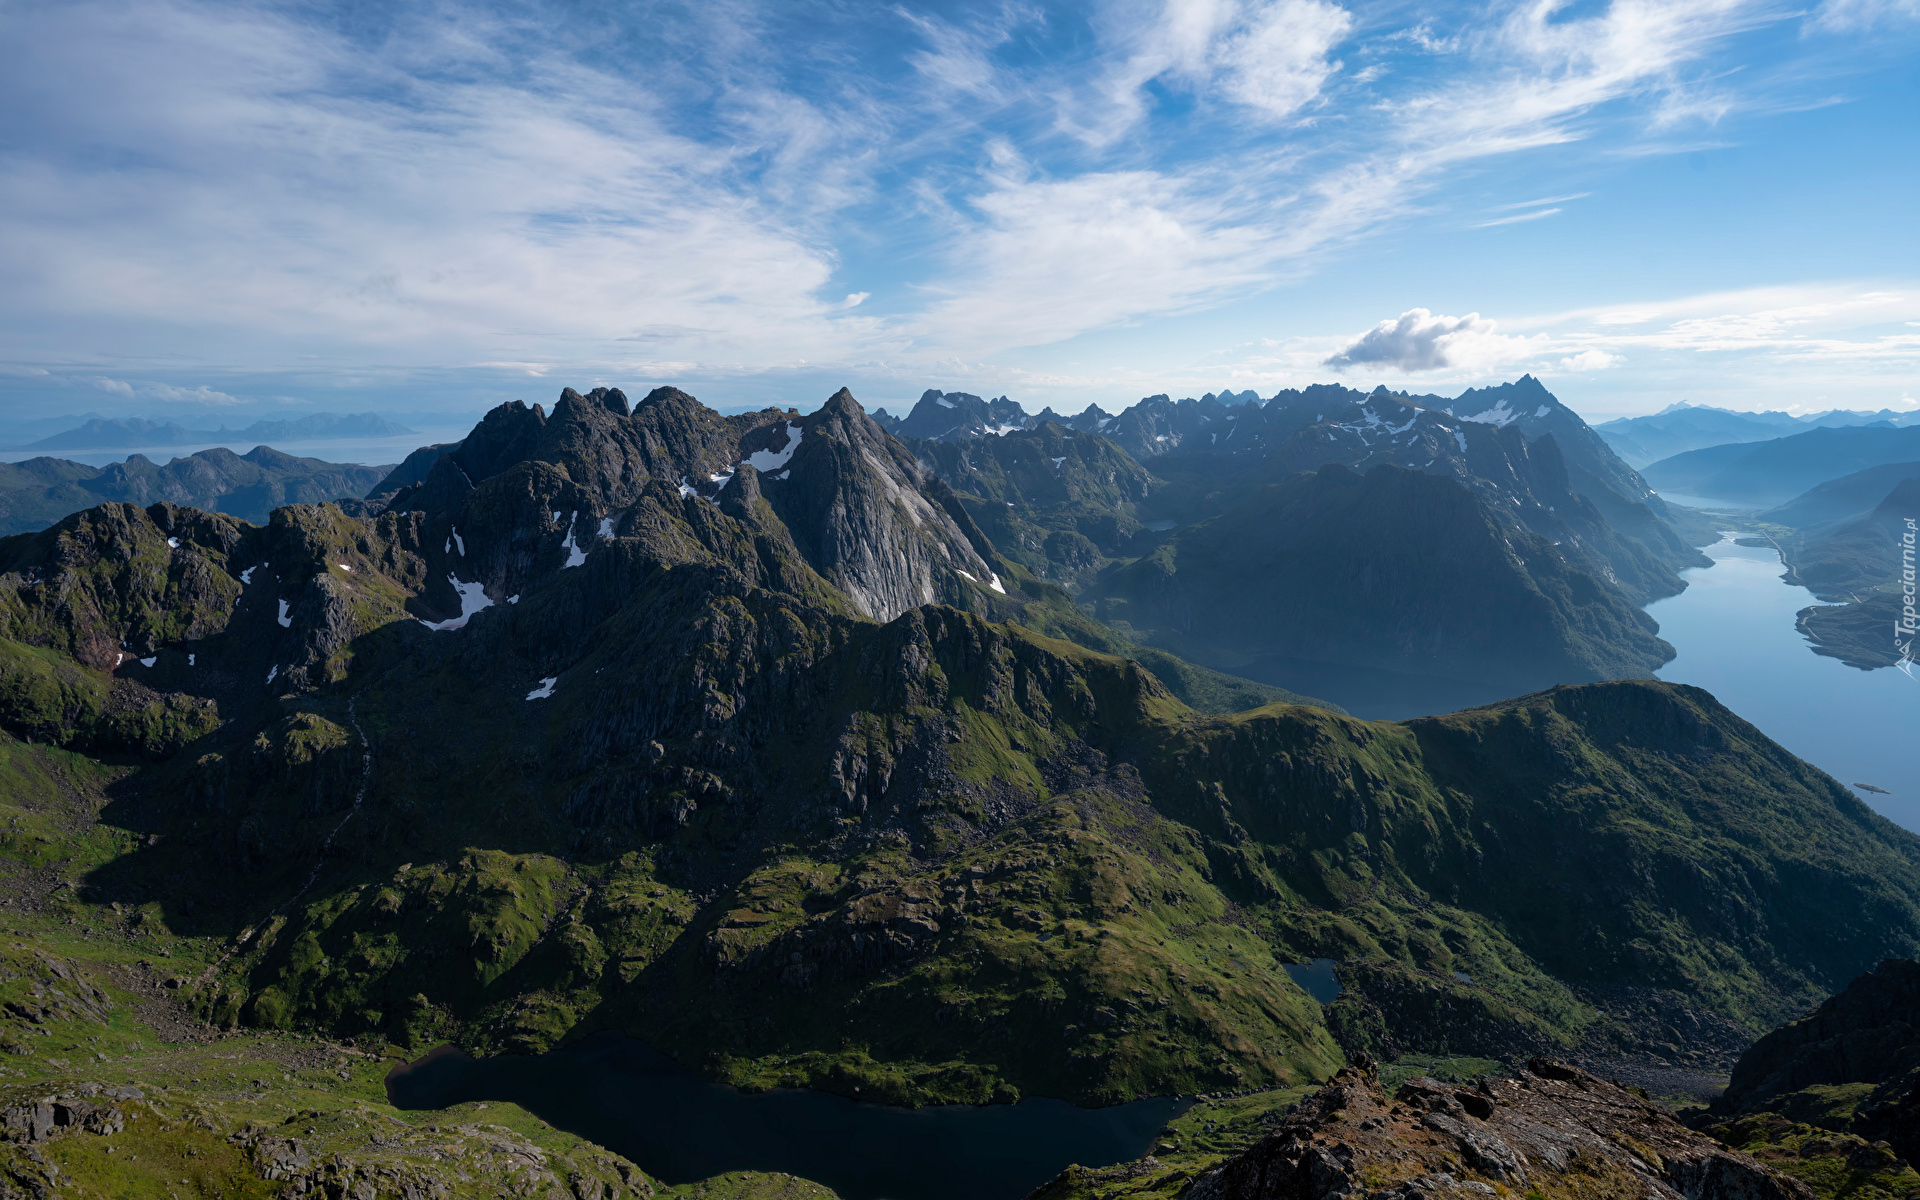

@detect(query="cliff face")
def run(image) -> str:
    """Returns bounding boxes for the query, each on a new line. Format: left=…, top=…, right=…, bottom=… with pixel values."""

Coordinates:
left=1712, top=959, right=1920, bottom=1154
left=768, top=388, right=996, bottom=621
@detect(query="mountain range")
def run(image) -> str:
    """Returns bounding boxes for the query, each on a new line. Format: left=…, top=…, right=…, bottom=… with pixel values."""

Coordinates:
left=1598, top=403, right=1920, bottom=467
left=0, top=445, right=393, bottom=536
left=1643, top=425, right=1920, bottom=507
left=0, top=382, right=1914, bottom=1123
left=9, top=411, right=415, bottom=452
left=896, top=375, right=1699, bottom=716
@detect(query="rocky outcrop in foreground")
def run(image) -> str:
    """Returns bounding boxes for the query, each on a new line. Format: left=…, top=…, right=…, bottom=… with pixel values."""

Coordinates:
left=1184, top=1058, right=1809, bottom=1200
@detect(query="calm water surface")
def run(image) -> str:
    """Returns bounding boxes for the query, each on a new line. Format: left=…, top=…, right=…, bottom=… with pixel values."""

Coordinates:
left=1647, top=533, right=1919, bottom=829
left=387, top=1034, right=1186, bottom=1200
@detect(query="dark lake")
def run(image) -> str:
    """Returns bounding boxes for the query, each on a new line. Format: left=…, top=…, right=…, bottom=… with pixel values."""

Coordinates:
left=387, top=1033, right=1189, bottom=1200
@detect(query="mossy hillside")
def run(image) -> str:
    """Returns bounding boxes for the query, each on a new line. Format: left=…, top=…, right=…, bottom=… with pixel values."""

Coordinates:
left=180, top=607, right=1345, bottom=1105
left=643, top=789, right=1343, bottom=1105
left=1708, top=1114, right=1920, bottom=1200
left=0, top=816, right=824, bottom=1199
left=44, top=565, right=1920, bottom=1108
left=0, top=503, right=249, bottom=665
left=1407, top=684, right=1920, bottom=1028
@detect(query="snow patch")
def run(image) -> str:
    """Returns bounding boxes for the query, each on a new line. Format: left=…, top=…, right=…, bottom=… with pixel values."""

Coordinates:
left=276, top=600, right=292, bottom=628
left=265, top=665, right=278, bottom=685
left=1049, top=456, right=1066, bottom=468
left=526, top=677, right=558, bottom=700
left=598, top=516, right=615, bottom=538
left=419, top=575, right=494, bottom=631
left=677, top=477, right=697, bottom=499
left=1456, top=400, right=1518, bottom=427
left=114, top=652, right=125, bottom=667
left=935, top=397, right=955, bottom=408
left=744, top=422, right=805, bottom=472
left=1096, top=418, right=1111, bottom=429
left=139, top=656, right=156, bottom=668
left=1453, top=429, right=1468, bottom=453
left=240, top=565, right=258, bottom=584
left=507, top=594, right=520, bottom=604
left=560, top=513, right=587, bottom=568
left=552, top=511, right=561, bottom=523
left=339, top=563, right=352, bottom=572
left=987, top=573, right=1006, bottom=595
left=188, top=653, right=195, bottom=666
left=1535, top=405, right=1550, bottom=418
left=709, top=471, right=734, bottom=492
left=166, top=537, right=179, bottom=548
left=774, top=469, right=790, bottom=481
left=957, top=570, right=977, bottom=582
left=451, top=527, right=466, bottom=556
left=983, top=424, right=1025, bottom=436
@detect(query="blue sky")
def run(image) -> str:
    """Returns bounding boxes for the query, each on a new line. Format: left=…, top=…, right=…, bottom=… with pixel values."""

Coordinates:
left=1, top=0, right=1916, bottom=430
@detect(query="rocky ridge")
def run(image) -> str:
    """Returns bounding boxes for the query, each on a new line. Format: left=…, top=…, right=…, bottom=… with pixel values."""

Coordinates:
left=1037, top=1057, right=1812, bottom=1200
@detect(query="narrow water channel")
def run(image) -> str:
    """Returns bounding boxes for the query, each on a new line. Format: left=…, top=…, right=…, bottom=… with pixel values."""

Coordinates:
left=1646, top=532, right=1918, bottom=829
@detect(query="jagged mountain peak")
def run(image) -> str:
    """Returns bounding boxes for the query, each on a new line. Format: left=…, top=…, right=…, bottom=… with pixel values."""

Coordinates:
left=768, top=387, right=1000, bottom=620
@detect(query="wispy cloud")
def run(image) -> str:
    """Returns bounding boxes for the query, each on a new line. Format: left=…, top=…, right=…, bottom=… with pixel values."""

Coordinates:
left=1476, top=207, right=1564, bottom=227
left=0, top=0, right=1900, bottom=407
left=1494, top=192, right=1591, bottom=210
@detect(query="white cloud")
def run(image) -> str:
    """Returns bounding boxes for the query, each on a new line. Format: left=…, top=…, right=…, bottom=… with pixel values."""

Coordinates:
left=1213, top=0, right=1354, bottom=120
left=1558, top=349, right=1623, bottom=371
left=1324, top=308, right=1534, bottom=372
left=1072, top=0, right=1352, bottom=142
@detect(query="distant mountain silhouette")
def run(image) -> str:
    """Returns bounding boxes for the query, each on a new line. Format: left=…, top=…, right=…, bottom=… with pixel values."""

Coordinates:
left=0, top=446, right=393, bottom=534
left=1762, top=460, right=1920, bottom=528
left=1643, top=424, right=1920, bottom=506
left=1598, top=403, right=1920, bottom=467
left=16, top=411, right=415, bottom=451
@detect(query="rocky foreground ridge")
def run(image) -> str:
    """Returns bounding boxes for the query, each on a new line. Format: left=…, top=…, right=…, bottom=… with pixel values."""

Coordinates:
left=1040, top=1057, right=1813, bottom=1200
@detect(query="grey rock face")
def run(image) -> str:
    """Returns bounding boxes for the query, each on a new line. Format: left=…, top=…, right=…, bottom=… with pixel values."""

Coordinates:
left=1187, top=1058, right=1811, bottom=1200
left=770, top=388, right=997, bottom=622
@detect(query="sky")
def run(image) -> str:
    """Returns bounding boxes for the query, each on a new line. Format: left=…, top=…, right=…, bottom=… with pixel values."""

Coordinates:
left=2, top=0, right=1917, bottom=432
